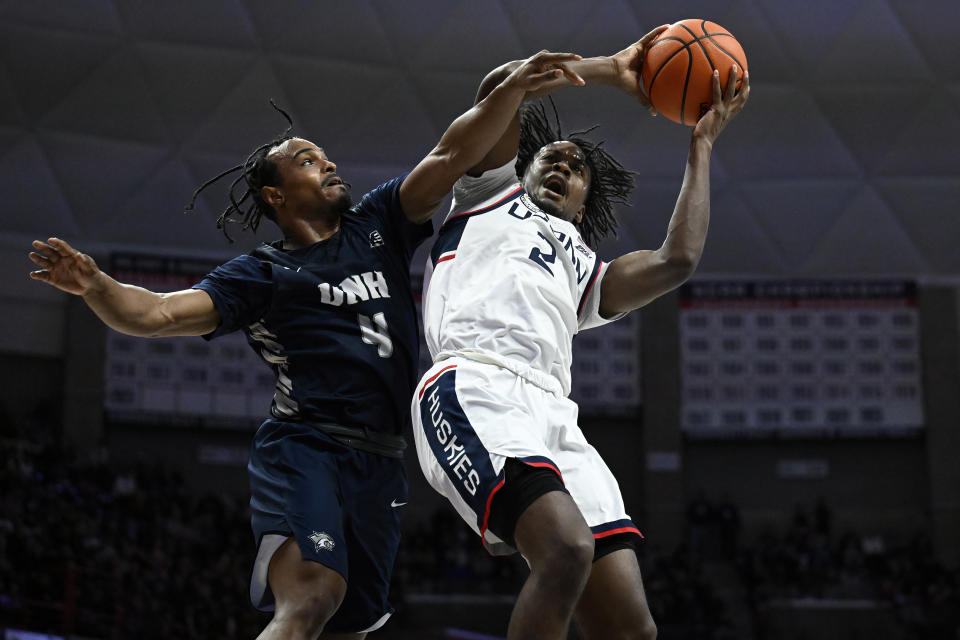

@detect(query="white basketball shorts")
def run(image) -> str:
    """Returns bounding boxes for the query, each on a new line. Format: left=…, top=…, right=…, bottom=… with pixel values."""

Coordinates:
left=411, top=356, right=642, bottom=556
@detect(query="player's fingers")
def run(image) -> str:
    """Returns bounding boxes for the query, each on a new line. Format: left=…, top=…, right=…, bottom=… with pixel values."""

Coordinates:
left=31, top=240, right=59, bottom=262
left=639, top=24, right=670, bottom=46
left=712, top=70, right=723, bottom=105
left=725, top=64, right=739, bottom=102
left=532, top=51, right=582, bottom=64
left=47, top=237, right=75, bottom=256
left=29, top=270, right=51, bottom=281
left=28, top=251, right=53, bottom=267
left=554, top=63, right=585, bottom=86
left=527, top=69, right=571, bottom=87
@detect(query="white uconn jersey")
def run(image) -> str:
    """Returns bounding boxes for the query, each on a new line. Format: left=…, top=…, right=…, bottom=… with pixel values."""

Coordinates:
left=424, top=159, right=618, bottom=396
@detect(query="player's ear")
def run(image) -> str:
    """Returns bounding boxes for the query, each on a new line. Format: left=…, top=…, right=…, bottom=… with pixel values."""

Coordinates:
left=262, top=185, right=283, bottom=209
left=574, top=205, right=585, bottom=224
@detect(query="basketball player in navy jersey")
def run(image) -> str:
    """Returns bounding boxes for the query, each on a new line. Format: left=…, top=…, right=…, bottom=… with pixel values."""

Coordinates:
left=28, top=52, right=590, bottom=639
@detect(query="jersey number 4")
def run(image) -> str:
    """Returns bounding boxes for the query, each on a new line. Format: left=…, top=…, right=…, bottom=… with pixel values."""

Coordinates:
left=358, top=312, right=394, bottom=358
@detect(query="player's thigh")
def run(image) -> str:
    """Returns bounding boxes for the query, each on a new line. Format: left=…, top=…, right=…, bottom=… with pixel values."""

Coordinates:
left=269, top=536, right=348, bottom=615
left=513, top=488, right=594, bottom=565
left=573, top=548, right=656, bottom=640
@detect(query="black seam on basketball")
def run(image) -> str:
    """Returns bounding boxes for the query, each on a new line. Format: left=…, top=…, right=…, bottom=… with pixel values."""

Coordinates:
left=645, top=39, right=689, bottom=94
left=703, top=35, right=746, bottom=74
left=680, top=47, right=692, bottom=125
left=646, top=27, right=742, bottom=122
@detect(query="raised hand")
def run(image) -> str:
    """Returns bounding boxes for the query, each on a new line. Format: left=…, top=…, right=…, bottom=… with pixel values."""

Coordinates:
left=693, top=65, right=750, bottom=144
left=29, top=237, right=104, bottom=296
left=502, top=50, right=586, bottom=95
left=610, top=24, right=670, bottom=115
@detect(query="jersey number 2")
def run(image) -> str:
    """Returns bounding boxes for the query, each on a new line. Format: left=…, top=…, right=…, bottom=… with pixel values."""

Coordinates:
left=358, top=312, right=394, bottom=358
left=529, top=231, right=557, bottom=275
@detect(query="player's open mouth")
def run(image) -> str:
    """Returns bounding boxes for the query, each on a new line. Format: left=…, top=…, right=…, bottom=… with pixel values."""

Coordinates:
left=543, top=174, right=566, bottom=197
left=324, top=176, right=344, bottom=187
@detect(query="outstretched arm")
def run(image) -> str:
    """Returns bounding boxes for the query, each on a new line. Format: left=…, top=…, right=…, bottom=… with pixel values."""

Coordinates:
left=29, top=237, right=219, bottom=337
left=599, top=66, right=751, bottom=317
left=399, top=50, right=586, bottom=223
left=466, top=25, right=670, bottom=177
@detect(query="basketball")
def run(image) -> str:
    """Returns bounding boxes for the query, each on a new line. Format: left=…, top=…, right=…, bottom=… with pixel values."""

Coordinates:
left=641, top=19, right=748, bottom=125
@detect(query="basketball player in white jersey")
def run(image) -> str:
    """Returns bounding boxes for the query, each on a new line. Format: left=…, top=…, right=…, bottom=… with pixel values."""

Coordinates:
left=408, top=29, right=750, bottom=640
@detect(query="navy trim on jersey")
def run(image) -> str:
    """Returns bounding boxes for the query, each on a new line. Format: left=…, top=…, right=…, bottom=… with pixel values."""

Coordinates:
left=516, top=455, right=564, bottom=481
left=590, top=518, right=644, bottom=539
left=431, top=187, right=524, bottom=268
left=577, top=259, right=604, bottom=316
left=444, top=186, right=524, bottom=226
left=417, top=367, right=501, bottom=532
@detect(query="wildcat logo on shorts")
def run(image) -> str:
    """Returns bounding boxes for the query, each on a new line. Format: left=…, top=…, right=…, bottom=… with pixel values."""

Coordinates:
left=309, top=531, right=335, bottom=553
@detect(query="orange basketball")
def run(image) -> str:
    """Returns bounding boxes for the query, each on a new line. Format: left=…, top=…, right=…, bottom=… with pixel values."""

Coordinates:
left=640, top=19, right=748, bottom=126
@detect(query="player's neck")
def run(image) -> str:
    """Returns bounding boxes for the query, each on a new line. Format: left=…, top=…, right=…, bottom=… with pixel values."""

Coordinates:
left=280, top=216, right=341, bottom=250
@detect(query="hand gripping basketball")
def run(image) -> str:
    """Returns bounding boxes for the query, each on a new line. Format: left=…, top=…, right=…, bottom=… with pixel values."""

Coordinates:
left=640, top=19, right=750, bottom=126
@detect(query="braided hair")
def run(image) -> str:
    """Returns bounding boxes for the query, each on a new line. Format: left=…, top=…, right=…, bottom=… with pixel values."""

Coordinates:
left=516, top=99, right=634, bottom=249
left=184, top=100, right=295, bottom=242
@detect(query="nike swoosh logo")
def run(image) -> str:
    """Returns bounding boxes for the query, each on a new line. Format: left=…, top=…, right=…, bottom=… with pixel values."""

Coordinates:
left=391, top=500, right=407, bottom=508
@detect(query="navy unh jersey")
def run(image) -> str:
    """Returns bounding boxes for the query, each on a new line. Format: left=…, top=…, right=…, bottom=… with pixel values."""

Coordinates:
left=193, top=176, right=432, bottom=436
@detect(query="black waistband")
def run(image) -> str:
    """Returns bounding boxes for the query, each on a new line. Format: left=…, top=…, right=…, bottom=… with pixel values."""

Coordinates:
left=310, top=422, right=407, bottom=459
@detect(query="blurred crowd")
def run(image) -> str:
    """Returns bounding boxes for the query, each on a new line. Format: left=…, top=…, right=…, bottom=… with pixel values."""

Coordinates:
left=686, top=493, right=960, bottom=640
left=2, top=428, right=957, bottom=639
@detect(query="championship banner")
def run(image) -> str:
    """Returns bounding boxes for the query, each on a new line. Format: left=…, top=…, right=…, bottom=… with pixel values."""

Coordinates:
left=679, top=280, right=923, bottom=438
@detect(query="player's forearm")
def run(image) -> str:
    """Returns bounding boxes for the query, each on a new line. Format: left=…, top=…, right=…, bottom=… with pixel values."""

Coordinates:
left=658, top=136, right=713, bottom=271
left=81, top=274, right=174, bottom=337
left=431, top=81, right=529, bottom=178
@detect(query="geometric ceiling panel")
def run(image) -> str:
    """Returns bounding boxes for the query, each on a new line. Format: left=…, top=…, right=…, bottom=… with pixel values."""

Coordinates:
left=181, top=60, right=293, bottom=156
left=890, top=0, right=960, bottom=80
left=246, top=1, right=395, bottom=63
left=695, top=186, right=787, bottom=274
left=115, top=0, right=256, bottom=48
left=0, top=0, right=956, bottom=281
left=96, top=158, right=242, bottom=252
left=813, top=0, right=932, bottom=83
left=878, top=93, right=960, bottom=177
left=802, top=186, right=929, bottom=275
left=501, top=0, right=607, bottom=52
left=0, top=61, right=25, bottom=127
left=876, top=179, right=960, bottom=273
left=410, top=2, right=528, bottom=73
left=1, top=135, right=78, bottom=237
left=740, top=180, right=863, bottom=270
left=752, top=0, right=867, bottom=69
left=134, top=43, right=256, bottom=142
left=271, top=57, right=439, bottom=168
left=36, top=132, right=168, bottom=234
left=719, top=86, right=862, bottom=180
left=0, top=0, right=121, bottom=35
left=565, top=0, right=647, bottom=56
left=39, top=52, right=169, bottom=145
left=811, top=85, right=927, bottom=174
left=0, top=26, right=119, bottom=123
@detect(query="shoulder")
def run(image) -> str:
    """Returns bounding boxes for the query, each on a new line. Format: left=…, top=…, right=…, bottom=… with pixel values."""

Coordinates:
left=449, top=158, right=521, bottom=218
left=354, top=174, right=409, bottom=215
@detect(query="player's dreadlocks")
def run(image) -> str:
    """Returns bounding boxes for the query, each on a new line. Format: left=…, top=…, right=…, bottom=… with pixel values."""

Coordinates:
left=184, top=100, right=295, bottom=242
left=516, top=99, right=634, bottom=249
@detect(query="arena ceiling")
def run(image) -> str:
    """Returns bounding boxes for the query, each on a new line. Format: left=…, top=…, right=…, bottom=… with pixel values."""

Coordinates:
left=1, top=0, right=958, bottom=278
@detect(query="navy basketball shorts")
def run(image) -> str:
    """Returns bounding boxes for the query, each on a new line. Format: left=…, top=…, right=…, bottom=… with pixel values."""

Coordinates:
left=411, top=357, right=643, bottom=556
left=247, top=419, right=407, bottom=635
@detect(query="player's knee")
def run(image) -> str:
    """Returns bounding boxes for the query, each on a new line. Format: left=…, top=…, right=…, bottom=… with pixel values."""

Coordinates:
left=534, top=529, right=594, bottom=585
left=280, top=591, right=341, bottom=635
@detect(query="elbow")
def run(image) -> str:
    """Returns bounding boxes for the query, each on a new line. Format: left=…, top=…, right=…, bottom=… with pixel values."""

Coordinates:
left=662, top=251, right=700, bottom=284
